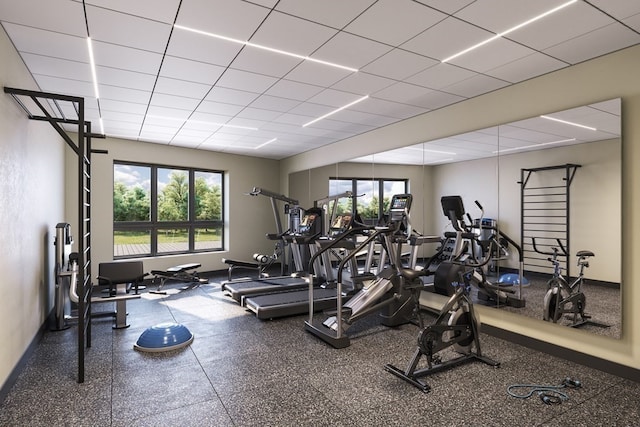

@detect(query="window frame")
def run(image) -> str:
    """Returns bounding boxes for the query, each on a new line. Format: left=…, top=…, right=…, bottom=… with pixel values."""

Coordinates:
left=329, top=177, right=408, bottom=224
left=113, top=160, right=225, bottom=259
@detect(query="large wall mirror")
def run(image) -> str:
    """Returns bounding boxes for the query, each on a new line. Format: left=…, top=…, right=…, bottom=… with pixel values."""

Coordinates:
left=290, top=99, right=621, bottom=339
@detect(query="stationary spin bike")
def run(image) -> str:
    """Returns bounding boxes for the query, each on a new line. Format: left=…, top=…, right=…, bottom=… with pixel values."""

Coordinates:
left=385, top=198, right=500, bottom=393
left=532, top=238, right=597, bottom=327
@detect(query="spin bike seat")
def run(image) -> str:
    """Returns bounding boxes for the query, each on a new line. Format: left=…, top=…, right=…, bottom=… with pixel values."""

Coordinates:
left=576, top=250, right=594, bottom=258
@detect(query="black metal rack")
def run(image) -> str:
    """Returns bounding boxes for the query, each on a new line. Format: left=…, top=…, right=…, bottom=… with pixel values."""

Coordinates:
left=519, top=164, right=581, bottom=277
left=4, top=87, right=104, bottom=383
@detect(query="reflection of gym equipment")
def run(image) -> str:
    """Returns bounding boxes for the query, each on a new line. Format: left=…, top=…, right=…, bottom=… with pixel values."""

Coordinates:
left=149, top=263, right=208, bottom=294
left=305, top=194, right=423, bottom=348
left=532, top=238, right=606, bottom=328
left=385, top=272, right=500, bottom=392
left=431, top=196, right=526, bottom=308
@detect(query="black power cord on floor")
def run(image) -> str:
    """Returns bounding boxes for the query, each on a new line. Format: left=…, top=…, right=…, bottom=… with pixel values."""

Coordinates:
left=507, top=377, right=582, bottom=405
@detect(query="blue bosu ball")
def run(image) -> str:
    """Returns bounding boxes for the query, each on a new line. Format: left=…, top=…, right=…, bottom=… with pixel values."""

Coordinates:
left=498, top=273, right=530, bottom=286
left=134, top=322, right=194, bottom=353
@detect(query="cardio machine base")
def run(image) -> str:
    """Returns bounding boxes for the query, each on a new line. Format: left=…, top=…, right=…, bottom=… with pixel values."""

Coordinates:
left=385, top=351, right=500, bottom=393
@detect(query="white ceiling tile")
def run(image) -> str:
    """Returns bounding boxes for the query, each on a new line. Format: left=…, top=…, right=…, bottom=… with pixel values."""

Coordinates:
left=401, top=16, right=492, bottom=60
left=85, top=5, right=172, bottom=53
left=195, top=101, right=244, bottom=117
left=231, top=48, right=303, bottom=78
left=175, top=0, right=270, bottom=39
left=84, top=0, right=181, bottom=24
left=166, top=28, right=243, bottom=66
left=406, top=63, right=476, bottom=90
left=485, top=52, right=567, bottom=83
left=223, top=117, right=266, bottom=130
left=0, top=0, right=86, bottom=36
left=3, top=23, right=88, bottom=62
left=100, top=85, right=151, bottom=105
left=92, top=40, right=163, bottom=74
left=330, top=72, right=396, bottom=95
left=275, top=0, right=375, bottom=29
left=21, top=53, right=92, bottom=82
left=216, top=69, right=278, bottom=93
left=286, top=102, right=332, bottom=118
left=507, top=1, right=614, bottom=51
left=160, top=56, right=225, bottom=85
left=96, top=66, right=156, bottom=92
left=265, top=80, right=324, bottom=101
left=205, top=87, right=260, bottom=106
left=333, top=109, right=397, bottom=127
left=146, top=105, right=192, bottom=121
left=447, top=37, right=537, bottom=73
left=236, top=107, right=283, bottom=121
left=154, top=76, right=211, bottom=99
left=150, top=93, right=201, bottom=110
left=249, top=95, right=301, bottom=112
left=442, top=74, right=509, bottom=98
left=413, top=0, right=475, bottom=15
left=310, top=31, right=391, bottom=69
left=454, top=0, right=566, bottom=34
left=285, top=61, right=353, bottom=87
left=307, top=89, right=368, bottom=108
left=362, top=49, right=439, bottom=80
left=345, top=0, right=447, bottom=46
left=188, top=111, right=235, bottom=127
left=623, top=12, right=640, bottom=32
left=543, top=23, right=640, bottom=65
left=373, top=82, right=437, bottom=108
left=584, top=1, right=640, bottom=20
left=352, top=98, right=429, bottom=119
left=33, top=74, right=94, bottom=98
left=100, top=99, right=148, bottom=116
left=249, top=11, right=338, bottom=55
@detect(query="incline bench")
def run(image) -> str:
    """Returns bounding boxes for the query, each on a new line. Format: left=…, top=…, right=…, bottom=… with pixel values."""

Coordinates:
left=150, top=263, right=209, bottom=294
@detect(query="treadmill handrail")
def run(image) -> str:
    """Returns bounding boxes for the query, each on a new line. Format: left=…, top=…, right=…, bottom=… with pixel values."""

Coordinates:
left=306, top=224, right=372, bottom=275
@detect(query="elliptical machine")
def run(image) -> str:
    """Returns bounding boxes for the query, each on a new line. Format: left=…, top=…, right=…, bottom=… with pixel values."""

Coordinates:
left=431, top=196, right=525, bottom=308
left=304, top=194, right=424, bottom=348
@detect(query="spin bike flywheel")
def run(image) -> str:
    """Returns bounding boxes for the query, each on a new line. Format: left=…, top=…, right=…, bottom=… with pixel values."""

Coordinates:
left=543, top=282, right=568, bottom=322
left=418, top=308, right=474, bottom=357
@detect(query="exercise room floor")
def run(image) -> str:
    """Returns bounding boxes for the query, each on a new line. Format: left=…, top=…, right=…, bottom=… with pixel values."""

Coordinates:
left=1, top=272, right=638, bottom=426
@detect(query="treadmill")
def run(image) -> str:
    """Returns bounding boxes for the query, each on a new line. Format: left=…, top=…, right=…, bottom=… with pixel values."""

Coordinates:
left=221, top=203, right=323, bottom=303
left=243, top=211, right=372, bottom=320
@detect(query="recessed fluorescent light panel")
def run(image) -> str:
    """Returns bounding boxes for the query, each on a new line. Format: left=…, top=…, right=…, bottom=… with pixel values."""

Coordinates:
left=540, top=115, right=597, bottom=131
left=174, top=24, right=358, bottom=72
left=493, top=138, right=576, bottom=154
left=86, top=37, right=104, bottom=134
left=442, top=0, right=578, bottom=63
left=254, top=137, right=277, bottom=150
left=302, top=95, right=370, bottom=127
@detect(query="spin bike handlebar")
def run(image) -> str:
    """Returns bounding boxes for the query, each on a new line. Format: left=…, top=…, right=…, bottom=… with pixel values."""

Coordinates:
left=531, top=237, right=568, bottom=257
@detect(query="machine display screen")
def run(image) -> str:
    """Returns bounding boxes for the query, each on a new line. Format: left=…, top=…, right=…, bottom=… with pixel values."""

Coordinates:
left=391, top=196, right=410, bottom=210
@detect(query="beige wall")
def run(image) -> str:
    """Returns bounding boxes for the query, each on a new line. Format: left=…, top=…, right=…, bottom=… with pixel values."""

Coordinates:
left=0, top=26, right=66, bottom=389
left=281, top=45, right=640, bottom=370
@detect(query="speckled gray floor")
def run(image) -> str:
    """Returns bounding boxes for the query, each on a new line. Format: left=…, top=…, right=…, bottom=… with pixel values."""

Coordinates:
left=0, top=272, right=637, bottom=427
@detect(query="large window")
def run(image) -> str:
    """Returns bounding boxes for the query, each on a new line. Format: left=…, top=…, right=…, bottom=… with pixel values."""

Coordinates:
left=113, top=162, right=224, bottom=258
left=329, top=177, right=408, bottom=224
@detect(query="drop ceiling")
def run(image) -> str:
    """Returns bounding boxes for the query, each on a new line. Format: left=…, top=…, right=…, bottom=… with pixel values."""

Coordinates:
left=1, top=0, right=638, bottom=160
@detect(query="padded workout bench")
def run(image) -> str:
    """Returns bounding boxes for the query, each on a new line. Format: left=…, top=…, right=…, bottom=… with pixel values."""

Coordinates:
left=150, top=263, right=208, bottom=294
left=94, top=261, right=146, bottom=329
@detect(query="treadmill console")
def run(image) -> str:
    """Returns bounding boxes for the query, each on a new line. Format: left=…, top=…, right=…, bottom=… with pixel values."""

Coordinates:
left=389, top=194, right=412, bottom=222
left=328, top=213, right=353, bottom=238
